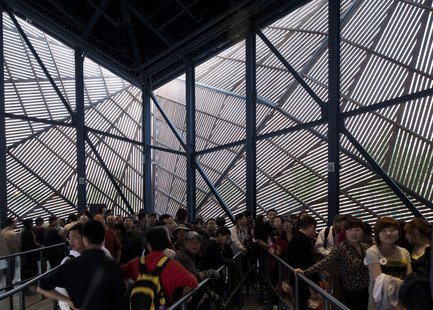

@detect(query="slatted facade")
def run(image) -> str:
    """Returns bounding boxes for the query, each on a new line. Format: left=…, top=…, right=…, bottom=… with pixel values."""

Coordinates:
left=2, top=0, right=433, bottom=227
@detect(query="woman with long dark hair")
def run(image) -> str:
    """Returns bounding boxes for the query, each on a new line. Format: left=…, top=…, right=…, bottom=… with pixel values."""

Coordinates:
left=295, top=217, right=370, bottom=310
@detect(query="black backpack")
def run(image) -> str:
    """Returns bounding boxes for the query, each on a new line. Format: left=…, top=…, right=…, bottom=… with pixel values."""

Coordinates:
left=130, top=256, right=170, bottom=310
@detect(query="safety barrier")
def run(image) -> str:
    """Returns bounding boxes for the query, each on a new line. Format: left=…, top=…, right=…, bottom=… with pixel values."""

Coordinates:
left=168, top=251, right=255, bottom=310
left=257, top=244, right=350, bottom=310
left=1, top=241, right=351, bottom=310
left=0, top=242, right=66, bottom=310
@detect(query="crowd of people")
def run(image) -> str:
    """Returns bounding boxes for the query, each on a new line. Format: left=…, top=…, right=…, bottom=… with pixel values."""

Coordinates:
left=0, top=207, right=431, bottom=310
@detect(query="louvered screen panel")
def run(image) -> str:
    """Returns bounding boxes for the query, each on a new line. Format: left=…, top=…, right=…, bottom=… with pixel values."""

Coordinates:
left=4, top=14, right=71, bottom=122
left=153, top=153, right=186, bottom=214
left=3, top=0, right=433, bottom=225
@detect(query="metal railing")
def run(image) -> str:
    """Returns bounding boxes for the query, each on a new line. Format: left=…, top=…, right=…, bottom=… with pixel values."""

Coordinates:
left=257, top=244, right=350, bottom=310
left=0, top=265, right=60, bottom=309
left=1, top=241, right=351, bottom=310
left=0, top=242, right=66, bottom=310
left=168, top=251, right=254, bottom=310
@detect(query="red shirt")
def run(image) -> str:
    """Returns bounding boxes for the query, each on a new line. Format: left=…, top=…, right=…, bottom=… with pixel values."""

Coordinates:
left=275, top=235, right=290, bottom=257
left=121, top=251, right=198, bottom=305
left=104, top=228, right=122, bottom=257
left=337, top=229, right=346, bottom=243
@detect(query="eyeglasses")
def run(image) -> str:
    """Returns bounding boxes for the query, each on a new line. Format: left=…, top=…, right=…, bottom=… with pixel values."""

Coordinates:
left=66, top=236, right=82, bottom=242
left=283, top=222, right=293, bottom=226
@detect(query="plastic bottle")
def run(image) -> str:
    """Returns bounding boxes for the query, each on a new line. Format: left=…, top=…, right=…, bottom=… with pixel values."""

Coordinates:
left=268, top=236, right=275, bottom=254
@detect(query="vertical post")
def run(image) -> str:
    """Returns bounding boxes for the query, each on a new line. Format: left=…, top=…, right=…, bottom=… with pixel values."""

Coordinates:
left=143, top=87, right=152, bottom=212
left=186, top=58, right=196, bottom=222
left=7, top=258, right=13, bottom=309
left=267, top=251, right=271, bottom=310
left=246, top=19, right=257, bottom=219
left=0, top=0, right=7, bottom=229
left=228, top=263, right=232, bottom=310
left=324, top=298, right=329, bottom=310
left=327, top=0, right=341, bottom=225
left=238, top=254, right=242, bottom=306
left=278, top=262, right=282, bottom=309
left=19, top=288, right=25, bottom=309
left=295, top=273, right=299, bottom=310
left=75, top=48, right=86, bottom=212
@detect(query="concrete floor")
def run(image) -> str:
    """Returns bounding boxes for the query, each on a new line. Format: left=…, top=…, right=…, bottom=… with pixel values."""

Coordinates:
left=0, top=286, right=54, bottom=310
left=0, top=274, right=279, bottom=310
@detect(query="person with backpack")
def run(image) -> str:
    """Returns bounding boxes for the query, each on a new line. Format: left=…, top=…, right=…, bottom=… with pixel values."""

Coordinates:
left=122, top=227, right=198, bottom=308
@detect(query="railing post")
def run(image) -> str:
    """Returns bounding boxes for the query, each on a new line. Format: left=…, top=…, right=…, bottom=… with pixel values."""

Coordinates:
left=228, top=260, right=232, bottom=310
left=267, top=250, right=271, bottom=310
left=39, top=250, right=43, bottom=275
left=278, top=260, right=282, bottom=310
left=323, top=298, right=329, bottom=310
left=238, top=253, right=242, bottom=306
left=7, top=257, right=13, bottom=310
left=19, top=289, right=25, bottom=309
left=295, top=273, right=299, bottom=310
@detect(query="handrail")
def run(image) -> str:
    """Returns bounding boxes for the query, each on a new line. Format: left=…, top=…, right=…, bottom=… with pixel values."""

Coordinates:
left=257, top=244, right=350, bottom=310
left=0, top=242, right=67, bottom=295
left=0, top=242, right=66, bottom=260
left=168, top=251, right=244, bottom=310
left=0, top=265, right=60, bottom=300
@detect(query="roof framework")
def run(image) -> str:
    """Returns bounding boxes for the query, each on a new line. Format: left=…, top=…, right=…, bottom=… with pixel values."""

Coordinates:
left=1, top=0, right=433, bottom=228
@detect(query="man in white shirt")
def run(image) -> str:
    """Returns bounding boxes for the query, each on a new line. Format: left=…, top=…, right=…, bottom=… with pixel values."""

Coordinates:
left=230, top=213, right=249, bottom=255
left=314, top=214, right=350, bottom=257
left=56, top=223, right=85, bottom=310
left=314, top=214, right=350, bottom=301
left=56, top=222, right=113, bottom=310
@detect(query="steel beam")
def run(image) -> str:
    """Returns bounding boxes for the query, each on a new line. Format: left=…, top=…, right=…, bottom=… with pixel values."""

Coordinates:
left=343, top=128, right=426, bottom=220
left=256, top=29, right=326, bottom=112
left=150, top=144, right=186, bottom=156
left=0, top=1, right=7, bottom=228
left=7, top=85, right=133, bottom=151
left=85, top=136, right=135, bottom=215
left=245, top=19, right=257, bottom=219
left=339, top=87, right=433, bottom=120
left=195, top=115, right=271, bottom=212
left=179, top=78, right=276, bottom=108
left=195, top=138, right=246, bottom=157
left=327, top=0, right=341, bottom=225
left=148, top=89, right=186, bottom=150
left=195, top=157, right=235, bottom=224
left=185, top=59, right=196, bottom=222
left=75, top=48, right=86, bottom=212
left=143, top=87, right=152, bottom=212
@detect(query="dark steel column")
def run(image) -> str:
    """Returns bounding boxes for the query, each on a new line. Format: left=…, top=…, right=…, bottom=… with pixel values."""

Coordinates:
left=0, top=1, right=7, bottom=228
left=186, top=59, right=196, bottom=222
left=327, top=0, right=341, bottom=225
left=142, top=87, right=152, bottom=212
left=75, top=48, right=86, bottom=212
left=245, top=20, right=257, bottom=219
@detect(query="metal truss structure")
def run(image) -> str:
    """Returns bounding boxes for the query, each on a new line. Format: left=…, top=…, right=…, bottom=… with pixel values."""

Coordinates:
left=1, top=0, right=432, bottom=228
